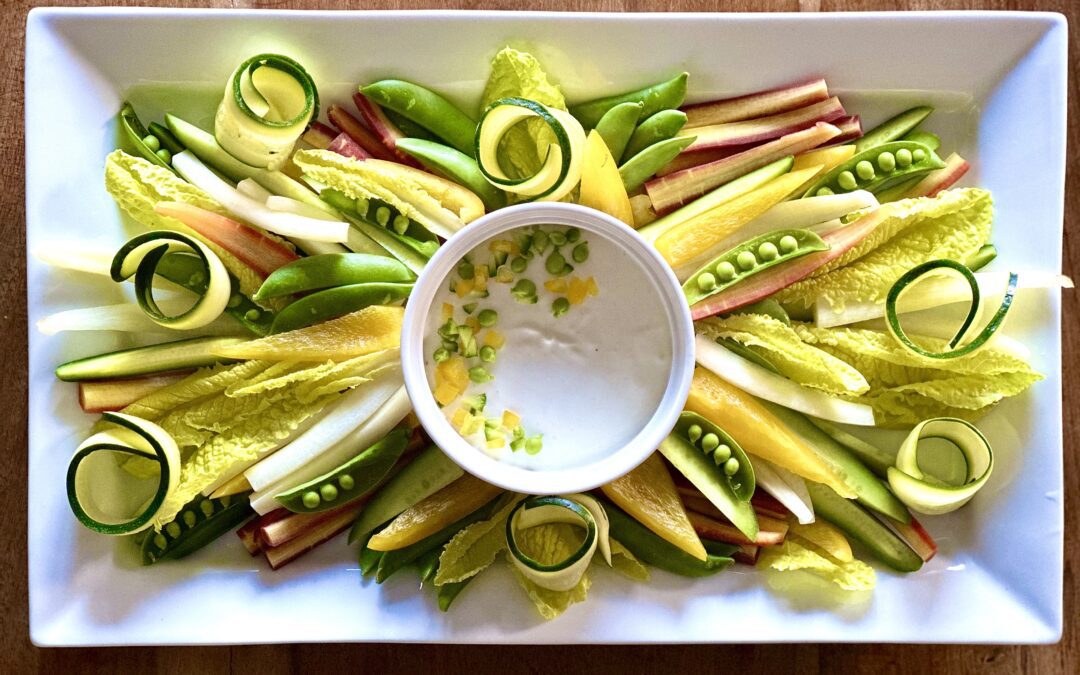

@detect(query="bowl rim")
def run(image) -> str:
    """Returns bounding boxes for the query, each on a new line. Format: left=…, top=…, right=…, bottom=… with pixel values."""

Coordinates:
left=400, top=202, right=695, bottom=494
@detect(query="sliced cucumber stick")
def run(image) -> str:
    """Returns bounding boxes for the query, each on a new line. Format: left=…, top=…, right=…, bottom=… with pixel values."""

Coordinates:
left=55, top=336, right=247, bottom=381
left=807, top=482, right=922, bottom=573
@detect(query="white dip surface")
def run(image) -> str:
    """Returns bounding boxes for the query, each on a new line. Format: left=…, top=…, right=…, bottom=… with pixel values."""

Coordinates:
left=425, top=224, right=673, bottom=471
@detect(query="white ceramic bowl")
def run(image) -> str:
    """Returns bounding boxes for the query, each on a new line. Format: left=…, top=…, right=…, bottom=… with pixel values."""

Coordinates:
left=401, top=203, right=694, bottom=494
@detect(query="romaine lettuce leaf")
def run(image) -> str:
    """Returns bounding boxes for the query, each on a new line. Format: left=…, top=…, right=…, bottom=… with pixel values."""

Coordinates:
left=795, top=324, right=1043, bottom=427
left=481, top=47, right=567, bottom=181
left=758, top=538, right=876, bottom=592
left=104, top=150, right=274, bottom=301
left=435, top=495, right=523, bottom=585
left=609, top=538, right=650, bottom=581
left=775, top=188, right=994, bottom=313
left=696, top=314, right=869, bottom=396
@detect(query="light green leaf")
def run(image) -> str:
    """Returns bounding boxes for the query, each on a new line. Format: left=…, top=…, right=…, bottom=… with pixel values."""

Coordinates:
left=758, top=538, right=876, bottom=592
left=795, top=324, right=1043, bottom=427
left=775, top=188, right=993, bottom=313
left=435, top=495, right=523, bottom=585
left=609, top=538, right=650, bottom=582
left=481, top=47, right=567, bottom=181
left=697, top=314, right=869, bottom=396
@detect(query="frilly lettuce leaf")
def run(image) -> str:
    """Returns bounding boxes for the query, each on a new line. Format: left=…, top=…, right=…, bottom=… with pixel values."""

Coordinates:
left=774, top=188, right=993, bottom=313
left=114, top=351, right=395, bottom=528
left=481, top=47, right=567, bottom=181
left=509, top=522, right=591, bottom=620
left=435, top=495, right=523, bottom=585
left=758, top=538, right=876, bottom=592
left=293, top=149, right=465, bottom=238
left=795, top=324, right=1043, bottom=427
left=696, top=314, right=869, bottom=396
left=104, top=150, right=278, bottom=302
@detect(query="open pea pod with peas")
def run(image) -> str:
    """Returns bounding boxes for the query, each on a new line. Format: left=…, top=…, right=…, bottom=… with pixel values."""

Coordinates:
left=659, top=412, right=759, bottom=540
left=120, top=102, right=183, bottom=170
left=802, top=140, right=946, bottom=198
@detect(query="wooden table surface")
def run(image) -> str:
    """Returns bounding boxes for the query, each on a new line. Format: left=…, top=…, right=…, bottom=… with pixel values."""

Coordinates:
left=3, top=1, right=1075, bottom=672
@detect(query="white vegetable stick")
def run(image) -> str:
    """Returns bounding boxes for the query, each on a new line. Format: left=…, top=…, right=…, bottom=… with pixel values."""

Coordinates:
left=813, top=271, right=1074, bottom=328
left=266, top=195, right=340, bottom=220
left=36, top=300, right=245, bottom=336
left=751, top=457, right=815, bottom=525
left=35, top=243, right=115, bottom=276
left=173, top=151, right=349, bottom=243
left=249, top=384, right=412, bottom=514
left=237, top=178, right=274, bottom=202
left=244, top=362, right=401, bottom=492
left=695, top=334, right=877, bottom=426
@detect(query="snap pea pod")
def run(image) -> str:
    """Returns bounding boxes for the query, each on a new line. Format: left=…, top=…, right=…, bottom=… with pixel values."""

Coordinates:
left=119, top=102, right=174, bottom=170
left=873, top=176, right=923, bottom=203
left=801, top=141, right=946, bottom=198
left=275, top=429, right=410, bottom=513
left=383, top=108, right=439, bottom=141
left=599, top=497, right=734, bottom=577
left=901, top=129, right=941, bottom=152
left=437, top=577, right=473, bottom=611
left=140, top=494, right=254, bottom=565
left=854, top=106, right=933, bottom=152
left=594, top=101, right=643, bottom=162
left=701, top=539, right=741, bottom=558
left=254, top=253, right=414, bottom=302
left=361, top=80, right=477, bottom=155
left=660, top=412, right=758, bottom=539
left=374, top=495, right=502, bottom=583
left=322, top=189, right=439, bottom=258
left=570, top=72, right=689, bottom=129
left=270, top=281, right=413, bottom=333
left=396, top=138, right=507, bottom=212
left=621, top=109, right=688, bottom=163
left=147, top=122, right=185, bottom=155
left=155, top=252, right=273, bottom=335
left=682, top=229, right=828, bottom=306
left=416, top=547, right=441, bottom=583
left=714, top=337, right=780, bottom=374
left=358, top=541, right=384, bottom=577
left=619, top=136, right=696, bottom=192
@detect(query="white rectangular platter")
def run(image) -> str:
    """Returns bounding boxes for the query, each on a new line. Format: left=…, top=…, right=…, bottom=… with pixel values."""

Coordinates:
left=25, top=8, right=1068, bottom=645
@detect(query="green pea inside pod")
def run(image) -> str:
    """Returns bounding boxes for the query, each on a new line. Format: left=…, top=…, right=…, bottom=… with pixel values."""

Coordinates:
left=681, top=228, right=828, bottom=307
left=658, top=412, right=758, bottom=540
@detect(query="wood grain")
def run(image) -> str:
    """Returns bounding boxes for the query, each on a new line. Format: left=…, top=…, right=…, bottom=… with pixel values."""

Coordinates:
left=3, top=1, right=1075, bottom=672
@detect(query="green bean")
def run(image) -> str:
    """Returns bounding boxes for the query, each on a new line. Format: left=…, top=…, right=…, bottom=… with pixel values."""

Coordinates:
left=275, top=429, right=410, bottom=513
left=682, top=228, right=827, bottom=306
left=437, top=577, right=473, bottom=611
left=361, top=80, right=476, bottom=155
left=594, top=101, right=643, bottom=162
left=599, top=497, right=733, bottom=577
left=396, top=138, right=507, bottom=212
left=270, top=282, right=413, bottom=333
left=416, top=547, right=441, bottom=583
left=855, top=106, right=933, bottom=153
left=619, top=136, right=696, bottom=192
left=621, top=109, right=688, bottom=162
left=140, top=494, right=254, bottom=565
left=255, top=253, right=414, bottom=301
left=570, top=72, right=689, bottom=129
left=359, top=545, right=384, bottom=577
left=802, top=141, right=945, bottom=198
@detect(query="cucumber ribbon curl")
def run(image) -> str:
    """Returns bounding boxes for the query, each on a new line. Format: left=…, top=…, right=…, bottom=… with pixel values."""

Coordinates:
left=885, top=258, right=1017, bottom=359
left=111, top=231, right=232, bottom=330
left=506, top=494, right=612, bottom=591
left=886, top=418, right=994, bottom=515
left=66, top=412, right=181, bottom=535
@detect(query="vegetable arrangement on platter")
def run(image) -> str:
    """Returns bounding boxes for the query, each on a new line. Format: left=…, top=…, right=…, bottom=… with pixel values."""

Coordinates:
left=38, top=44, right=1072, bottom=621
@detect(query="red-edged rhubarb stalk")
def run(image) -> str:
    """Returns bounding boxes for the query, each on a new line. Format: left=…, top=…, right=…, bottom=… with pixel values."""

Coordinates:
left=78, top=372, right=190, bottom=413
left=655, top=146, right=740, bottom=177
left=155, top=201, right=301, bottom=278
left=682, top=77, right=830, bottom=128
left=351, top=93, right=424, bottom=168
left=903, top=152, right=970, bottom=198
left=881, top=513, right=938, bottom=563
left=237, top=515, right=270, bottom=555
left=328, top=132, right=372, bottom=161
left=327, top=104, right=397, bottom=162
left=303, top=122, right=338, bottom=150
left=679, top=97, right=846, bottom=153
left=263, top=501, right=364, bottom=570
left=645, top=122, right=840, bottom=215
left=821, top=115, right=863, bottom=146
left=687, top=509, right=788, bottom=547
left=675, top=483, right=790, bottom=522
left=689, top=204, right=883, bottom=320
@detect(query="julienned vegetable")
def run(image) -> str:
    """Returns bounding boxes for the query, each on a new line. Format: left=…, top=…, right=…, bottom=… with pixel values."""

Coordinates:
left=476, top=98, right=586, bottom=202
left=887, top=418, right=994, bottom=515
left=885, top=259, right=1017, bottom=360
left=506, top=494, right=612, bottom=592
left=67, top=412, right=180, bottom=535
left=214, top=53, right=319, bottom=170
left=111, top=231, right=232, bottom=330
